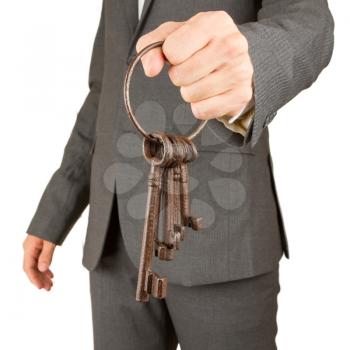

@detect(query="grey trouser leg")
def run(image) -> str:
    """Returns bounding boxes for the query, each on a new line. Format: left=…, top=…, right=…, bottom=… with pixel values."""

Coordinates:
left=89, top=207, right=178, bottom=350
left=165, top=268, right=279, bottom=350
left=89, top=200, right=280, bottom=350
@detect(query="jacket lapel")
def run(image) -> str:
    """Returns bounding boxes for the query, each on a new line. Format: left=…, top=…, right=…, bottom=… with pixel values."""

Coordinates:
left=122, top=0, right=139, bottom=35
left=124, top=0, right=155, bottom=63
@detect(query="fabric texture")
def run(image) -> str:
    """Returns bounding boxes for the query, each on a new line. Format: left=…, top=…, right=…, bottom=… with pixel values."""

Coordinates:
left=27, top=0, right=334, bottom=286
left=90, top=199, right=280, bottom=350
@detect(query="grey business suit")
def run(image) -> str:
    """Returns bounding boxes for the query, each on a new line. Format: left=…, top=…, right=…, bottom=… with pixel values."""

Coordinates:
left=27, top=0, right=334, bottom=348
left=28, top=0, right=334, bottom=283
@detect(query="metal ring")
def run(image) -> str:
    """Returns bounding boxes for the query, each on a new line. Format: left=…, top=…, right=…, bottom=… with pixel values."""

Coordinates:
left=123, top=41, right=207, bottom=141
left=143, top=132, right=173, bottom=167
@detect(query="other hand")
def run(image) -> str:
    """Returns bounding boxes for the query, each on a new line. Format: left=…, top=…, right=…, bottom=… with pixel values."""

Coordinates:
left=23, top=234, right=56, bottom=291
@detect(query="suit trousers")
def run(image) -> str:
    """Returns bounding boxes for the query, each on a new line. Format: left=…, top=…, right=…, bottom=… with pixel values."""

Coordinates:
left=89, top=196, right=280, bottom=350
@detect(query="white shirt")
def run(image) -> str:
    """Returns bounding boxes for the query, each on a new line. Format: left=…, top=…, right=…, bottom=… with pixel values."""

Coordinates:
left=138, top=0, right=144, bottom=19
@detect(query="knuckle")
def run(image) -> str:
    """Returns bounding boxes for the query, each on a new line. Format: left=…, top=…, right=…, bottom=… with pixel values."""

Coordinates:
left=162, top=39, right=175, bottom=63
left=221, top=33, right=247, bottom=60
left=135, top=37, right=145, bottom=53
left=168, top=67, right=181, bottom=86
left=214, top=11, right=233, bottom=27
left=240, top=87, right=253, bottom=103
left=222, top=35, right=238, bottom=59
left=196, top=11, right=206, bottom=18
left=239, top=34, right=249, bottom=53
left=235, top=62, right=252, bottom=81
left=191, top=104, right=201, bottom=119
left=242, top=67, right=253, bottom=82
left=136, top=34, right=150, bottom=52
left=163, top=29, right=189, bottom=64
left=240, top=57, right=254, bottom=77
left=224, top=62, right=236, bottom=79
left=192, top=104, right=209, bottom=119
left=190, top=12, right=206, bottom=22
left=159, top=21, right=175, bottom=30
left=180, top=87, right=193, bottom=103
left=215, top=11, right=230, bottom=22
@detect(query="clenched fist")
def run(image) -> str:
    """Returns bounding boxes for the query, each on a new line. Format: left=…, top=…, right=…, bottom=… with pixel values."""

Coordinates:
left=136, top=11, right=254, bottom=121
left=23, top=234, right=56, bottom=291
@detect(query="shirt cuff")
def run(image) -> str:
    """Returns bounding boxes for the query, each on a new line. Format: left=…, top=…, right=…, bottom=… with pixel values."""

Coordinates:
left=217, top=101, right=255, bottom=137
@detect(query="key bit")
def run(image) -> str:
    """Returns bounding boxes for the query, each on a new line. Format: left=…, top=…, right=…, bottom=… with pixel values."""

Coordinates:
left=145, top=271, right=167, bottom=300
left=155, top=242, right=175, bottom=261
left=188, top=216, right=203, bottom=231
left=174, top=223, right=185, bottom=241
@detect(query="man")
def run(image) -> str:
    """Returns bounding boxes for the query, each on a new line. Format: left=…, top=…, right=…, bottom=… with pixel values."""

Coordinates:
left=23, top=0, right=334, bottom=349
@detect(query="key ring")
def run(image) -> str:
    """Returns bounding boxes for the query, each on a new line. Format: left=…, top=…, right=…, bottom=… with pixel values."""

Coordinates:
left=123, top=41, right=208, bottom=141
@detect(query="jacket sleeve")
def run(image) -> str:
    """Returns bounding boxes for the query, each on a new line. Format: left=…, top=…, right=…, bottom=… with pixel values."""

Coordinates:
left=26, top=2, right=105, bottom=245
left=237, top=0, right=334, bottom=147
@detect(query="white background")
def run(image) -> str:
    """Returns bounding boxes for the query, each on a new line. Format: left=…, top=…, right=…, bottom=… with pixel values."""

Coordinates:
left=0, top=1, right=348, bottom=349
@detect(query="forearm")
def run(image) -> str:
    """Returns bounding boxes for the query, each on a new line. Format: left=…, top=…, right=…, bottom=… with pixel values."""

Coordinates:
left=27, top=1, right=106, bottom=245
left=237, top=0, right=334, bottom=146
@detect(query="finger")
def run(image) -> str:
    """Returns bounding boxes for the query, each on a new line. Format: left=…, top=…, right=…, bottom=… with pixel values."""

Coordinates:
left=38, top=242, right=55, bottom=272
left=45, top=269, right=54, bottom=279
left=136, top=21, right=183, bottom=77
left=168, top=42, right=225, bottom=87
left=41, top=272, right=54, bottom=291
left=24, top=257, right=53, bottom=290
left=163, top=11, right=236, bottom=65
left=191, top=88, right=252, bottom=120
left=23, top=248, right=45, bottom=289
left=180, top=61, right=251, bottom=103
left=168, top=32, right=248, bottom=87
left=37, top=268, right=54, bottom=291
left=27, top=268, right=46, bottom=289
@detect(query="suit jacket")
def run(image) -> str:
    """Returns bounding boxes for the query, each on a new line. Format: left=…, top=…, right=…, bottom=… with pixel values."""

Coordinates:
left=27, top=0, right=334, bottom=286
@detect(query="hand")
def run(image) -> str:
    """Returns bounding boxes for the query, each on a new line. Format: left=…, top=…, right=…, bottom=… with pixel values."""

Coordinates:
left=136, top=11, right=254, bottom=120
left=22, top=234, right=56, bottom=291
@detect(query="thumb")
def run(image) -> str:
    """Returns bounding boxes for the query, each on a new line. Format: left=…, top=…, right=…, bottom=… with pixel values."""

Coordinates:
left=38, top=241, right=55, bottom=272
left=136, top=21, right=183, bottom=77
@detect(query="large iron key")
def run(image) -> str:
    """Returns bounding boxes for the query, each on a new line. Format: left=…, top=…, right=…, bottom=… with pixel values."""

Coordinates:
left=136, top=133, right=173, bottom=301
left=136, top=161, right=167, bottom=302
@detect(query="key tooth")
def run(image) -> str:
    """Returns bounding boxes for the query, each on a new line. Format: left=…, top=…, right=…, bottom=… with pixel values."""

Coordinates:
left=188, top=216, right=203, bottom=231
left=174, top=224, right=185, bottom=241
left=145, top=270, right=167, bottom=299
left=179, top=163, right=203, bottom=231
left=155, top=242, right=175, bottom=261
